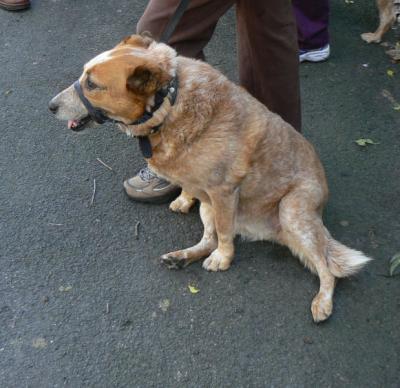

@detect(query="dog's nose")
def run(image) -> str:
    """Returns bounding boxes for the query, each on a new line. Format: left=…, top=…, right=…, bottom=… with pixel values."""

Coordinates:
left=48, top=101, right=59, bottom=114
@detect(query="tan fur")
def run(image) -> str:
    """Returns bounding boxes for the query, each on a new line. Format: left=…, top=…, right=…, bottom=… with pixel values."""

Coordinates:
left=361, top=0, right=397, bottom=43
left=169, top=191, right=196, bottom=213
left=50, top=35, right=371, bottom=322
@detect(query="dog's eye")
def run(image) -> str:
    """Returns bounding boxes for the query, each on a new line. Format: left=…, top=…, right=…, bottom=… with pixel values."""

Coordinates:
left=86, top=78, right=99, bottom=91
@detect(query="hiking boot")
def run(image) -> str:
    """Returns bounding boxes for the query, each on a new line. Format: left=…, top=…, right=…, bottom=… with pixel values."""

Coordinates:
left=0, top=0, right=30, bottom=11
left=299, top=44, right=330, bottom=63
left=123, top=167, right=180, bottom=203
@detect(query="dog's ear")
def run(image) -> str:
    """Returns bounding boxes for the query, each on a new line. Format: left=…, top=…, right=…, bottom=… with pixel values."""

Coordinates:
left=126, top=64, right=168, bottom=95
left=139, top=31, right=154, bottom=46
left=118, top=32, right=153, bottom=48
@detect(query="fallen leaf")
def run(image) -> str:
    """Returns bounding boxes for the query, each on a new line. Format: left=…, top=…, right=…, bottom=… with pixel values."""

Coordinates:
left=355, top=138, right=379, bottom=146
left=344, top=0, right=354, bottom=3
left=32, top=337, right=47, bottom=349
left=58, top=285, right=72, bottom=292
left=188, top=285, right=200, bottom=294
left=159, top=299, right=170, bottom=312
left=393, top=104, right=400, bottom=111
left=389, top=253, right=400, bottom=276
left=387, top=69, right=395, bottom=77
left=4, top=89, right=12, bottom=96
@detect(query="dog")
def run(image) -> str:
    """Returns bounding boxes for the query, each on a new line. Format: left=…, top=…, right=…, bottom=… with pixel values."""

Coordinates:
left=361, top=0, right=400, bottom=43
left=49, top=34, right=371, bottom=322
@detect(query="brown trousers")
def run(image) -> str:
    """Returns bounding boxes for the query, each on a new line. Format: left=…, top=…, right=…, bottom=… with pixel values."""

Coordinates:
left=137, top=0, right=301, bottom=131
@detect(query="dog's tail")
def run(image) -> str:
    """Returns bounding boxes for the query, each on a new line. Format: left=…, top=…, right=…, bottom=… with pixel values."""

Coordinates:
left=324, top=228, right=372, bottom=278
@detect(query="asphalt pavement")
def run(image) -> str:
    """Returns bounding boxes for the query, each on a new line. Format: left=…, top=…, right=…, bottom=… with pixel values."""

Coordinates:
left=0, top=0, right=399, bottom=387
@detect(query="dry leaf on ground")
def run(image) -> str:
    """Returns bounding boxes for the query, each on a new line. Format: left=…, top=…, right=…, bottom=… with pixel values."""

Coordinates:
left=355, top=138, right=379, bottom=146
left=188, top=285, right=200, bottom=294
left=389, top=253, right=400, bottom=276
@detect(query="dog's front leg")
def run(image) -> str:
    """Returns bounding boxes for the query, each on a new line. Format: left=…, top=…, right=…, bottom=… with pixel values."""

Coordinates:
left=161, top=201, right=217, bottom=269
left=202, top=187, right=238, bottom=272
left=169, top=190, right=196, bottom=213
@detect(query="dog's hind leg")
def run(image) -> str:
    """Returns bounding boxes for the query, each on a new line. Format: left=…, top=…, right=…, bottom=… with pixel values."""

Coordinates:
left=361, top=0, right=395, bottom=43
left=161, top=202, right=217, bottom=269
left=278, top=190, right=336, bottom=322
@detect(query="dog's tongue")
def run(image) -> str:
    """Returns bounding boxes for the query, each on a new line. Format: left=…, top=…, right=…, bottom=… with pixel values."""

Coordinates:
left=68, top=120, right=79, bottom=129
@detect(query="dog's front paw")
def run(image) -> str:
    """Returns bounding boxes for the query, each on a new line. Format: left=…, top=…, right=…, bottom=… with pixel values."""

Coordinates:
left=361, top=32, right=381, bottom=43
left=311, top=293, right=333, bottom=323
left=160, top=252, right=188, bottom=270
left=169, top=194, right=195, bottom=213
left=202, top=250, right=232, bottom=272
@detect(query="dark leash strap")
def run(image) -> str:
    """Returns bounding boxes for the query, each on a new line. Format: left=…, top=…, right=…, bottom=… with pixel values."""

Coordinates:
left=159, top=0, right=191, bottom=44
left=138, top=0, right=191, bottom=157
left=137, top=77, right=179, bottom=158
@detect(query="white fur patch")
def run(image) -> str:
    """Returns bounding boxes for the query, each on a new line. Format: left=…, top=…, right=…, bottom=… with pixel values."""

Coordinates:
left=84, top=50, right=113, bottom=69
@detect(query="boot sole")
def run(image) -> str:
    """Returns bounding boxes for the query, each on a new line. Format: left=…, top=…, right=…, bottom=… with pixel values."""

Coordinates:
left=0, top=2, right=30, bottom=10
left=124, top=188, right=181, bottom=204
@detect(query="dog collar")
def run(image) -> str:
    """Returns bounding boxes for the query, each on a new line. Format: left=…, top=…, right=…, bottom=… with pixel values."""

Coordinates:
left=134, top=77, right=179, bottom=158
left=73, top=76, right=179, bottom=158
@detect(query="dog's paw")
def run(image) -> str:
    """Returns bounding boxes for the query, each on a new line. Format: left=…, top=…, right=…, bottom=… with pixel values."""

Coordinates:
left=169, top=195, right=195, bottom=213
left=361, top=32, right=381, bottom=44
left=160, top=253, right=187, bottom=270
left=202, top=250, right=232, bottom=272
left=311, top=293, right=333, bottom=323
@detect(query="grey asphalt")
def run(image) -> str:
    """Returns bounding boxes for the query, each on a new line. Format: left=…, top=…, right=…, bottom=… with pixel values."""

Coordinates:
left=1, top=0, right=399, bottom=387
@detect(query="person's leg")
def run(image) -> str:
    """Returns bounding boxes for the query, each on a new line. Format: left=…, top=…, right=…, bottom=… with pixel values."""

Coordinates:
left=292, top=0, right=330, bottom=51
left=137, top=0, right=234, bottom=60
left=236, top=0, right=301, bottom=131
left=126, top=0, right=235, bottom=203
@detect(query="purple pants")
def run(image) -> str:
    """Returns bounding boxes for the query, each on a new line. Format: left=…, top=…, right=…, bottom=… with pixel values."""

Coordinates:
left=293, top=0, right=330, bottom=50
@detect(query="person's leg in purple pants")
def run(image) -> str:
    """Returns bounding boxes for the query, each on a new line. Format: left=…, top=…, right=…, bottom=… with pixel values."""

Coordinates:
left=293, top=0, right=330, bottom=62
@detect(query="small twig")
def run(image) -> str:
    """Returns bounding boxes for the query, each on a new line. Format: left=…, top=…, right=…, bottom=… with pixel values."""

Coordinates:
left=96, top=158, right=113, bottom=171
left=382, top=89, right=398, bottom=105
left=106, top=303, right=110, bottom=314
left=135, top=221, right=140, bottom=239
left=90, top=179, right=96, bottom=206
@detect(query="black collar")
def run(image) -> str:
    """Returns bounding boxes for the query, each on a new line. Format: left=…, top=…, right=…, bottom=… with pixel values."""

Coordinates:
left=135, top=77, right=178, bottom=159
left=73, top=76, right=179, bottom=158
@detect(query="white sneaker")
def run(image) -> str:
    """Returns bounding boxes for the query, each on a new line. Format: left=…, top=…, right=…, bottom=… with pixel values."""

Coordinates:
left=299, top=44, right=330, bottom=63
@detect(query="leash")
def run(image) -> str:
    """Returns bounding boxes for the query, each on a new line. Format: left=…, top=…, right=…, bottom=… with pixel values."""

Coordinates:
left=160, top=0, right=191, bottom=44
left=73, top=0, right=191, bottom=158
left=137, top=0, right=190, bottom=157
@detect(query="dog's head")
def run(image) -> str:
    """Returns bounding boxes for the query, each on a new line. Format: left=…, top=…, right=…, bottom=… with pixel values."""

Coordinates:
left=49, top=34, right=176, bottom=131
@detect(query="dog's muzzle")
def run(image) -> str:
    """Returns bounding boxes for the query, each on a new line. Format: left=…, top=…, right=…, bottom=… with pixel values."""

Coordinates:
left=73, top=80, right=110, bottom=127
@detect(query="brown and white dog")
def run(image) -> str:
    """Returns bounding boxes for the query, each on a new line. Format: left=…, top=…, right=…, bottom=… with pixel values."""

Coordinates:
left=49, top=34, right=371, bottom=322
left=361, top=0, right=400, bottom=43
